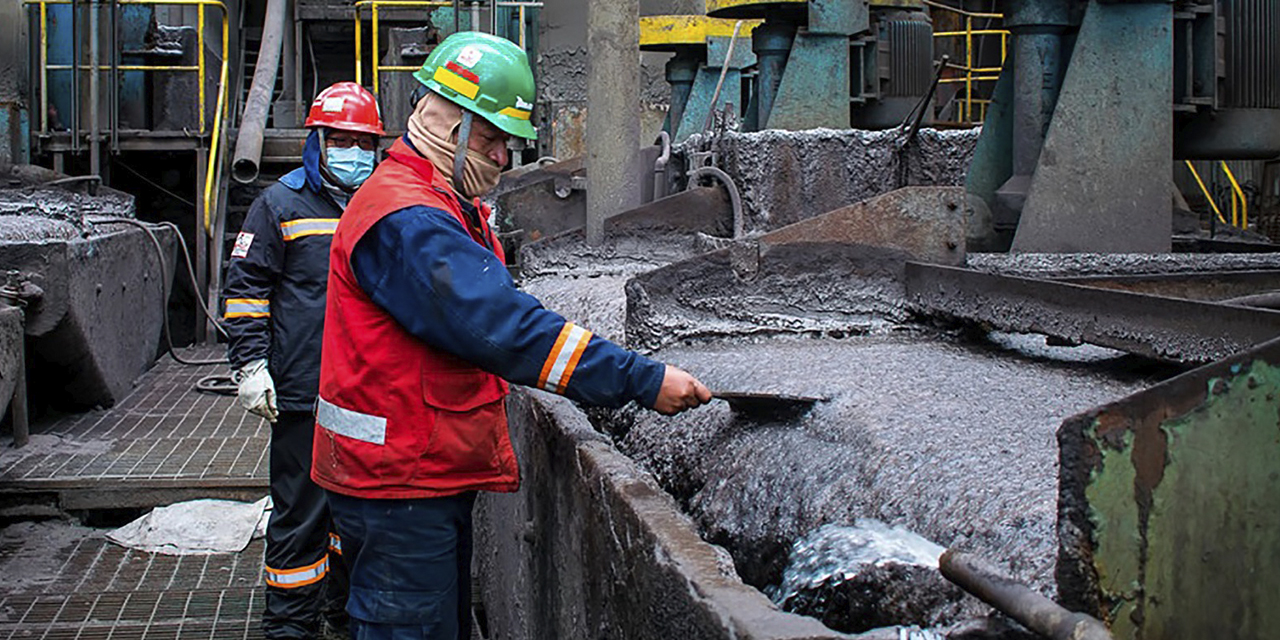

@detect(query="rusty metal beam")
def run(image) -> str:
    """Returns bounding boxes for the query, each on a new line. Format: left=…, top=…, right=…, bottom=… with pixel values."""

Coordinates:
left=1056, top=270, right=1280, bottom=303
left=905, top=262, right=1280, bottom=364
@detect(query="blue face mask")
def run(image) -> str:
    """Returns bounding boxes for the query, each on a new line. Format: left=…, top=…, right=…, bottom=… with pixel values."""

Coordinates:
left=326, top=146, right=376, bottom=188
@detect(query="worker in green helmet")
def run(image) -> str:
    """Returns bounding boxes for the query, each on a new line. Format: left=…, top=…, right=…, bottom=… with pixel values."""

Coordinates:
left=315, top=31, right=710, bottom=639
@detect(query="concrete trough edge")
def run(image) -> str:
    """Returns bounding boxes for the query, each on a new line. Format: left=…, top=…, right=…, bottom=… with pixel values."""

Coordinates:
left=477, top=389, right=853, bottom=640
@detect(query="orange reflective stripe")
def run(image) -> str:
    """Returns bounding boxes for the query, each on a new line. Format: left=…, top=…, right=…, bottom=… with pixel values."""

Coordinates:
left=264, top=556, right=328, bottom=589
left=328, top=533, right=342, bottom=555
left=279, top=218, right=339, bottom=241
left=538, top=323, right=592, bottom=394
left=224, top=298, right=270, bottom=318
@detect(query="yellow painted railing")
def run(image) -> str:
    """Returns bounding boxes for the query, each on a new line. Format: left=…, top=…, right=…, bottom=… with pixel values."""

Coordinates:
left=923, top=0, right=1008, bottom=124
left=1183, top=160, right=1250, bottom=229
left=353, top=0, right=542, bottom=99
left=24, top=0, right=230, bottom=230
left=1222, top=161, right=1248, bottom=229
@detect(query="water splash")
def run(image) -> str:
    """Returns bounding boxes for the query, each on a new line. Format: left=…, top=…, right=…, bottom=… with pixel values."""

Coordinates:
left=771, top=520, right=945, bottom=606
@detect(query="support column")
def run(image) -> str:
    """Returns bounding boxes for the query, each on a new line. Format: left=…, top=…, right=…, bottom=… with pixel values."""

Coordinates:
left=585, top=0, right=641, bottom=245
left=194, top=147, right=209, bottom=344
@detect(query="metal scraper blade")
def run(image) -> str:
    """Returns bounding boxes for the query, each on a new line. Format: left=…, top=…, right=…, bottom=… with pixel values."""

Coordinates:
left=710, top=390, right=823, bottom=419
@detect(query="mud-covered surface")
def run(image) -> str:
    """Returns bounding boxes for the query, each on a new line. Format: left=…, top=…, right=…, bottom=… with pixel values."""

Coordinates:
left=602, top=332, right=1164, bottom=632
left=967, top=252, right=1280, bottom=277
left=520, top=232, right=727, bottom=342
left=678, top=128, right=979, bottom=235
left=0, top=183, right=136, bottom=241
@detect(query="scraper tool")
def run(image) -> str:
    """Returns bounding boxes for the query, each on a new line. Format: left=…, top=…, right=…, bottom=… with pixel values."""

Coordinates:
left=710, top=390, right=823, bottom=419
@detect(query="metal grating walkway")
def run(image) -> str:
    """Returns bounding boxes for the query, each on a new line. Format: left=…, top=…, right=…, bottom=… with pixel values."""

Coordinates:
left=1, top=348, right=269, bottom=503
left=0, top=531, right=266, bottom=640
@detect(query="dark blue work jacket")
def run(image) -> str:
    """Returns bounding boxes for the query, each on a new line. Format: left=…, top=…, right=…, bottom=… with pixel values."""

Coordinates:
left=222, top=132, right=343, bottom=411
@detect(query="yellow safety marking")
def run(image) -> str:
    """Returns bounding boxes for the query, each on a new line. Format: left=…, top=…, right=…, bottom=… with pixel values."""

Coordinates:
left=705, top=0, right=804, bottom=19
left=497, top=106, right=532, bottom=121
left=224, top=298, right=271, bottom=319
left=433, top=66, right=480, bottom=100
left=639, top=15, right=760, bottom=48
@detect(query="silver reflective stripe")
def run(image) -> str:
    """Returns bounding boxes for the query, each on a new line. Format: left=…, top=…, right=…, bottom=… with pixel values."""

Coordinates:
left=317, top=397, right=387, bottom=445
left=280, top=218, right=340, bottom=240
left=265, top=556, right=328, bottom=588
left=542, top=324, right=590, bottom=392
left=224, top=299, right=270, bottom=316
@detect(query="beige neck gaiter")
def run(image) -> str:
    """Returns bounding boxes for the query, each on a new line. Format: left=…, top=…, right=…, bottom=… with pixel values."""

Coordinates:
left=406, top=93, right=501, bottom=198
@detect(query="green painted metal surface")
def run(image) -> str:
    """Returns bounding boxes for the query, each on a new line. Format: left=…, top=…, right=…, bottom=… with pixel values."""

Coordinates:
left=1059, top=337, right=1280, bottom=640
left=764, top=32, right=850, bottom=131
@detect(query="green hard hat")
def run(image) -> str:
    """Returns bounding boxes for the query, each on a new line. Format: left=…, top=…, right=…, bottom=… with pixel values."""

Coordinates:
left=414, top=31, right=538, bottom=140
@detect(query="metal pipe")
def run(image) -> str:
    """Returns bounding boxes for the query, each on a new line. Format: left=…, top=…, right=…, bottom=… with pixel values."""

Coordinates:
left=665, top=54, right=697, bottom=137
left=39, top=1, right=48, bottom=134
left=202, top=0, right=229, bottom=231
left=71, top=0, right=79, bottom=153
left=471, top=1, right=480, bottom=32
left=231, top=0, right=288, bottom=184
left=88, top=0, right=99, bottom=176
left=688, top=165, right=743, bottom=239
left=652, top=131, right=669, bottom=201
left=750, top=19, right=795, bottom=131
left=490, top=0, right=497, bottom=35
left=197, top=0, right=205, bottom=133
left=12, top=325, right=28, bottom=448
left=110, top=0, right=119, bottom=152
left=939, top=550, right=1113, bottom=640
left=453, top=0, right=459, bottom=34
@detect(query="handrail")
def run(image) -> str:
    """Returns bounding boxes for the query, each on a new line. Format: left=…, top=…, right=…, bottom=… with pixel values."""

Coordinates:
left=925, top=0, right=1008, bottom=124
left=1184, top=160, right=1229, bottom=226
left=353, top=0, right=542, bottom=98
left=25, top=0, right=230, bottom=233
left=1221, top=161, right=1248, bottom=229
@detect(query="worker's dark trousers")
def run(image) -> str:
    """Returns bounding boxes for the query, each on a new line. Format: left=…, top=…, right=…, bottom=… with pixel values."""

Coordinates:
left=326, top=490, right=476, bottom=640
left=264, top=411, right=350, bottom=639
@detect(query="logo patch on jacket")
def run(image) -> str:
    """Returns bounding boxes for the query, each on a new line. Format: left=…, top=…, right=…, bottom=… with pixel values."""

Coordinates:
left=232, top=231, right=254, bottom=258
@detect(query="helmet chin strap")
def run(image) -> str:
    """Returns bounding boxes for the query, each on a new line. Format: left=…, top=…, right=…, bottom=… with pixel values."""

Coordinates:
left=452, top=111, right=473, bottom=197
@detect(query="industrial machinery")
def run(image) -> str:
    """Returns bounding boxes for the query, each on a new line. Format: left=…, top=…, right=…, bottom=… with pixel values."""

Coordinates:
left=967, top=0, right=1280, bottom=253
left=701, top=0, right=937, bottom=131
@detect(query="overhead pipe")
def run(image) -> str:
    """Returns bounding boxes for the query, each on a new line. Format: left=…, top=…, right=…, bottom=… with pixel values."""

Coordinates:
left=939, top=550, right=1113, bottom=640
left=232, top=0, right=289, bottom=184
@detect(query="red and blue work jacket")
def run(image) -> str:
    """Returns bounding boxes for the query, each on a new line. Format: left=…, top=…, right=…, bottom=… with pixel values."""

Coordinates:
left=313, top=137, right=665, bottom=499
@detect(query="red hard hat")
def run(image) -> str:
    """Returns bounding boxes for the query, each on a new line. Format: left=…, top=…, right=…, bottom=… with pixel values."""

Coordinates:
left=305, top=82, right=385, bottom=135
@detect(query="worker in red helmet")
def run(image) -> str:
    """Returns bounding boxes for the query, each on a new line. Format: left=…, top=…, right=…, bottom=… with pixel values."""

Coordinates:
left=222, top=81, right=383, bottom=640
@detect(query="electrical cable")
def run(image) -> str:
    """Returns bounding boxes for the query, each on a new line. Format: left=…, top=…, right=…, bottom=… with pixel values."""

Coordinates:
left=86, top=215, right=230, bottom=367
left=111, top=158, right=197, bottom=208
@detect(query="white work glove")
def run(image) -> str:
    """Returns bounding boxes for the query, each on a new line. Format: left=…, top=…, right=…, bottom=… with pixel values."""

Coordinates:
left=234, top=359, right=278, bottom=423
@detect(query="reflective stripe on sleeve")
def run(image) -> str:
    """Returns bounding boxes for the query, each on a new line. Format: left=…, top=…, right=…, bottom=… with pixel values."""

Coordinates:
left=224, top=298, right=271, bottom=318
left=317, top=397, right=387, bottom=445
left=265, top=556, right=328, bottom=589
left=328, top=533, right=342, bottom=555
left=537, top=322, right=593, bottom=394
left=279, top=218, right=339, bottom=241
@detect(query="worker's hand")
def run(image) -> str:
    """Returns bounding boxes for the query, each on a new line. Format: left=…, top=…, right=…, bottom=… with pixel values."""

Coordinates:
left=234, top=359, right=278, bottom=423
left=651, top=365, right=712, bottom=415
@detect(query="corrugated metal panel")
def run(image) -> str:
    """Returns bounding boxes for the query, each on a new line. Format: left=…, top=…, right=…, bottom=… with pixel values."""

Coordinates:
left=1223, top=0, right=1280, bottom=108
left=884, top=13, right=933, bottom=97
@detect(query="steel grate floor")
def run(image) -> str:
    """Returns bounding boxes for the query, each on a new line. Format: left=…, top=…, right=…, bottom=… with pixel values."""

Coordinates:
left=1, top=348, right=269, bottom=487
left=0, top=531, right=266, bottom=640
